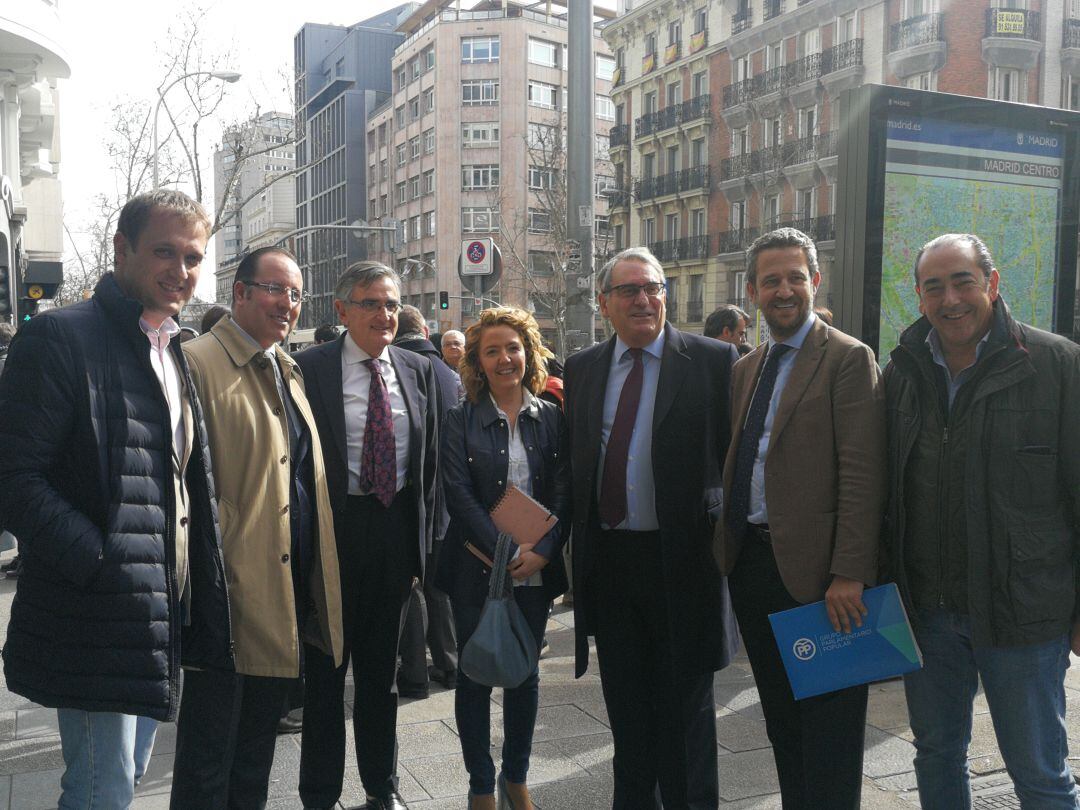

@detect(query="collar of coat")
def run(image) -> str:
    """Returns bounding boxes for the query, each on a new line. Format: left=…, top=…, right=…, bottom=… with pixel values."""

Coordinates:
left=892, top=296, right=1025, bottom=367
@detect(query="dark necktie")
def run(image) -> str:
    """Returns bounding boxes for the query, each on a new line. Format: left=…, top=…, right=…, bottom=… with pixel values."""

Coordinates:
left=599, top=348, right=644, bottom=528
left=727, top=343, right=794, bottom=531
left=360, top=358, right=397, bottom=508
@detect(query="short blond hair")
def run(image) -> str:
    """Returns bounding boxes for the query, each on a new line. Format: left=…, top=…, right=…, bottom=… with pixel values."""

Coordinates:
left=460, top=307, right=553, bottom=404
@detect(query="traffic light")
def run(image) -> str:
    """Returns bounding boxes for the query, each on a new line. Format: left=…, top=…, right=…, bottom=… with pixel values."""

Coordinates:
left=0, top=268, right=10, bottom=318
left=17, top=298, right=38, bottom=323
left=439, top=291, right=449, bottom=310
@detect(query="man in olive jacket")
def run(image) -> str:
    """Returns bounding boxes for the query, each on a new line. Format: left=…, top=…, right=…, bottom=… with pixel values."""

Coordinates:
left=173, top=246, right=343, bottom=808
left=885, top=233, right=1080, bottom=809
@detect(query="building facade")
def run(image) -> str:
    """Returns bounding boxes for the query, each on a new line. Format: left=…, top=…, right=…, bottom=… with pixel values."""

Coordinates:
left=294, top=5, right=417, bottom=329
left=1, top=1, right=69, bottom=325
left=606, top=0, right=1080, bottom=334
left=213, top=111, right=296, bottom=303
left=363, top=0, right=615, bottom=348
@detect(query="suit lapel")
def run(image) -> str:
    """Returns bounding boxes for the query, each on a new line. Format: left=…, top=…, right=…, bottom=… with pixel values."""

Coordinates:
left=582, top=338, right=615, bottom=480
left=388, top=346, right=421, bottom=469
left=652, top=324, right=690, bottom=431
left=319, top=337, right=349, bottom=470
left=769, top=319, right=828, bottom=448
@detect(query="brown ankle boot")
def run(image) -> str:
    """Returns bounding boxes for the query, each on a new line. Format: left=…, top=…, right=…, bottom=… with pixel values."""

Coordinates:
left=497, top=773, right=533, bottom=810
left=468, top=790, right=496, bottom=810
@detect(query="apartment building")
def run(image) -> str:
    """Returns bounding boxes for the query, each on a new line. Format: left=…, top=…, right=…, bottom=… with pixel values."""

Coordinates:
left=293, top=5, right=417, bottom=328
left=606, top=0, right=1078, bottom=332
left=212, top=112, right=296, bottom=303
left=363, top=0, right=615, bottom=343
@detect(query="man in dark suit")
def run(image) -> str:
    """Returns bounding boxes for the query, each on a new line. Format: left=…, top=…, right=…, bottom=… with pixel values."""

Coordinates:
left=295, top=263, right=439, bottom=810
left=713, top=228, right=886, bottom=809
left=564, top=246, right=740, bottom=809
left=392, top=305, right=460, bottom=697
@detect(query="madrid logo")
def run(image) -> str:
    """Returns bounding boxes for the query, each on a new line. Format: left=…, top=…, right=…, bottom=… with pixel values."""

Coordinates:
left=793, top=638, right=816, bottom=661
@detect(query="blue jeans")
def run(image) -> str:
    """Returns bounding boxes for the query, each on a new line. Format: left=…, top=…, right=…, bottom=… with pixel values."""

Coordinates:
left=453, top=587, right=550, bottom=795
left=903, top=609, right=1078, bottom=809
left=56, top=709, right=157, bottom=809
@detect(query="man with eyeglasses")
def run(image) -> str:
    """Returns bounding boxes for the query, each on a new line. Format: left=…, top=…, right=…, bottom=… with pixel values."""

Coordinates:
left=173, top=245, right=344, bottom=807
left=295, top=262, right=439, bottom=810
left=563, top=246, right=740, bottom=808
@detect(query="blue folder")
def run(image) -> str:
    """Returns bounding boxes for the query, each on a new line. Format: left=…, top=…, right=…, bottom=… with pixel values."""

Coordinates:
left=768, top=583, right=923, bottom=700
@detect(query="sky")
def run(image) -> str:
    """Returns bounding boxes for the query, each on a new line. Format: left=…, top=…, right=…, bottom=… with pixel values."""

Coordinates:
left=58, top=0, right=614, bottom=301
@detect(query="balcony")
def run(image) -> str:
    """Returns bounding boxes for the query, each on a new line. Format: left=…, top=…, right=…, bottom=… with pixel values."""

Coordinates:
left=716, top=226, right=760, bottom=256
left=681, top=94, right=711, bottom=127
left=781, top=213, right=836, bottom=243
left=820, top=39, right=864, bottom=96
left=721, top=77, right=756, bottom=130
left=782, top=130, right=837, bottom=186
left=763, top=0, right=785, bottom=22
left=609, top=124, right=630, bottom=149
left=636, top=96, right=711, bottom=140
left=982, top=8, right=1042, bottom=70
left=887, top=13, right=947, bottom=79
left=634, top=166, right=710, bottom=201
left=650, top=235, right=710, bottom=263
left=635, top=111, right=658, bottom=139
left=656, top=104, right=682, bottom=132
left=786, top=51, right=822, bottom=107
left=605, top=188, right=632, bottom=209
left=732, top=8, right=752, bottom=35
left=1063, top=19, right=1080, bottom=77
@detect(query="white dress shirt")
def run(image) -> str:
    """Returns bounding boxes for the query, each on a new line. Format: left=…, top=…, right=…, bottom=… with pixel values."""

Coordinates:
left=341, top=334, right=411, bottom=495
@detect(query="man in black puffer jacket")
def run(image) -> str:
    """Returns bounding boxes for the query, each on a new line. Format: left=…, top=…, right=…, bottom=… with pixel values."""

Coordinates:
left=0, top=190, right=232, bottom=809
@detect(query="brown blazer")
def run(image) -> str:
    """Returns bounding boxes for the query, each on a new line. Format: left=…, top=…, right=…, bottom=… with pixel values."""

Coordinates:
left=713, top=317, right=887, bottom=603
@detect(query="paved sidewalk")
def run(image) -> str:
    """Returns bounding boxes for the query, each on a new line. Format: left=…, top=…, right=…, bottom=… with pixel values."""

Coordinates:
left=0, top=549, right=1075, bottom=808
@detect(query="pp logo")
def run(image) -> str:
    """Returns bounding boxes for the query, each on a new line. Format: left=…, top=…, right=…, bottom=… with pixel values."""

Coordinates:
left=1017, top=132, right=1025, bottom=146
left=793, top=638, right=816, bottom=661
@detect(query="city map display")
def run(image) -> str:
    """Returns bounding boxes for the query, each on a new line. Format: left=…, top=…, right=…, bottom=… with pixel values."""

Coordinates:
left=878, top=116, right=1064, bottom=360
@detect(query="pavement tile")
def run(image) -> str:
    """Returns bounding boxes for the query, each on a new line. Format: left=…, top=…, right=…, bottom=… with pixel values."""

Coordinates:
left=397, top=690, right=458, bottom=724
left=717, top=748, right=780, bottom=802
left=715, top=712, right=770, bottom=753
left=150, top=722, right=177, bottom=756
left=547, top=730, right=614, bottom=775
left=722, top=795, right=784, bottom=809
left=397, top=719, right=465, bottom=760
left=0, top=775, right=9, bottom=810
left=400, top=750, right=472, bottom=798
left=0, top=735, right=64, bottom=777
left=10, top=767, right=60, bottom=810
left=863, top=727, right=918, bottom=779
left=131, top=796, right=172, bottom=810
left=866, top=680, right=912, bottom=731
left=530, top=770, right=613, bottom=809
left=13, top=709, right=57, bottom=740
left=861, top=776, right=920, bottom=808
left=0, top=713, right=14, bottom=742
left=266, top=735, right=302, bottom=799
left=532, top=704, right=608, bottom=742
left=714, top=680, right=764, bottom=719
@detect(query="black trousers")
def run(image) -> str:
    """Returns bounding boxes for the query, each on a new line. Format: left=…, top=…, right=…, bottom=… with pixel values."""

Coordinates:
left=299, top=491, right=418, bottom=806
left=729, top=537, right=868, bottom=810
left=592, top=530, right=720, bottom=810
left=170, top=669, right=293, bottom=810
left=399, top=539, right=457, bottom=684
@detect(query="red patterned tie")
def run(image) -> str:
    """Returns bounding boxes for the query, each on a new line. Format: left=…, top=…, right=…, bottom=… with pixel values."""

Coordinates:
left=360, top=358, right=397, bottom=508
left=599, top=348, right=643, bottom=528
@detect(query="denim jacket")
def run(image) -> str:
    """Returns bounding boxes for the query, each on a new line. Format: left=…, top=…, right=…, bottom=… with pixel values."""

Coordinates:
left=435, top=393, right=571, bottom=605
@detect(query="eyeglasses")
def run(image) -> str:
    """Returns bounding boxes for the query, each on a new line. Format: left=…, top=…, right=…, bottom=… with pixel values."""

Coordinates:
left=603, top=282, right=666, bottom=299
left=246, top=281, right=309, bottom=305
left=345, top=298, right=402, bottom=314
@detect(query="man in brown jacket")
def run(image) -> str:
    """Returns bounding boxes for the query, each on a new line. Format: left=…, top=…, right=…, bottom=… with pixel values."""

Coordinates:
left=713, top=228, right=886, bottom=810
left=172, top=246, right=343, bottom=808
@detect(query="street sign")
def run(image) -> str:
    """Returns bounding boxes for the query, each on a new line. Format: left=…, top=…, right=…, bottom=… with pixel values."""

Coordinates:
left=460, top=238, right=493, bottom=276
left=27, top=284, right=44, bottom=300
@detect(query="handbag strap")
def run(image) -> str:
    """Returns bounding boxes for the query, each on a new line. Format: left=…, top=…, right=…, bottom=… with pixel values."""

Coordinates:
left=487, top=531, right=516, bottom=600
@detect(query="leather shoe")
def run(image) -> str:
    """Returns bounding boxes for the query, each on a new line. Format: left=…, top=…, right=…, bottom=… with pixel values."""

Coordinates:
left=364, top=791, right=409, bottom=809
left=277, top=707, right=303, bottom=734
left=428, top=665, right=457, bottom=690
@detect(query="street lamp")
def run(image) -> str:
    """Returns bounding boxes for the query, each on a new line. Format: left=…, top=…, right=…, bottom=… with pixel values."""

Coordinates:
left=152, top=70, right=242, bottom=189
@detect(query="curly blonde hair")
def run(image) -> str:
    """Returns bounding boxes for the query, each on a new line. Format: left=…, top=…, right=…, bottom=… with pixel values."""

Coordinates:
left=460, top=307, right=553, bottom=404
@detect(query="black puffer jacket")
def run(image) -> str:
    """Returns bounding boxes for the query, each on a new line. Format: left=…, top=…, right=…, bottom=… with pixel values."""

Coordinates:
left=0, top=274, right=232, bottom=721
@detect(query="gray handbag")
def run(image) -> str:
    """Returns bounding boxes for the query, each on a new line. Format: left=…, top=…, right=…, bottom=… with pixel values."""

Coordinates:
left=460, top=532, right=539, bottom=688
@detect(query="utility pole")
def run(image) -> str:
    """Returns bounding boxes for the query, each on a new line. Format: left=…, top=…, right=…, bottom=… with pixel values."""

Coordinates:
left=566, top=0, right=596, bottom=353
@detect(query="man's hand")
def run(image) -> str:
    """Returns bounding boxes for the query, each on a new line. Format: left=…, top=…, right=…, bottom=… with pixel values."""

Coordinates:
left=508, top=550, right=549, bottom=581
left=1071, top=619, right=1080, bottom=657
left=825, top=575, right=867, bottom=634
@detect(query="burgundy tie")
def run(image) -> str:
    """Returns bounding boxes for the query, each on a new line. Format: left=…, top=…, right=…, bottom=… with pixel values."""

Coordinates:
left=360, top=358, right=397, bottom=508
left=599, top=348, right=644, bottom=528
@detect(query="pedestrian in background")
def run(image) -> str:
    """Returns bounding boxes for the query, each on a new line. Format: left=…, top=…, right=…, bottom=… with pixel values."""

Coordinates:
left=436, top=307, right=570, bottom=810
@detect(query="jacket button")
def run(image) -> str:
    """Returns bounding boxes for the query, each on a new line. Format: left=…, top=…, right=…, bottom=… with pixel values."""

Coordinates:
left=273, top=407, right=282, bottom=416
left=281, top=553, right=290, bottom=563
left=179, top=517, right=189, bottom=527
left=497, top=480, right=503, bottom=486
left=280, top=456, right=288, bottom=464
left=281, top=505, right=289, bottom=514
left=468, top=457, right=473, bottom=462
left=499, top=449, right=505, bottom=455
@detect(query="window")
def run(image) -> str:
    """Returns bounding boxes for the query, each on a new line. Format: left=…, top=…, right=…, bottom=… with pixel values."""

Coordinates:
left=596, top=95, right=615, bottom=120
left=528, top=165, right=555, bottom=190
left=666, top=276, right=679, bottom=321
left=424, top=88, right=435, bottom=113
left=462, top=36, right=500, bottom=63
left=409, top=96, right=420, bottom=119
left=595, top=215, right=610, bottom=236
left=613, top=223, right=624, bottom=250
left=990, top=67, right=1023, bottom=101
left=424, top=211, right=436, bottom=236
left=643, top=153, right=656, bottom=179
left=410, top=215, right=421, bottom=241
left=396, top=106, right=406, bottom=128
left=527, top=122, right=557, bottom=149
left=668, top=20, right=682, bottom=45
left=730, top=200, right=746, bottom=230
left=595, top=134, right=611, bottom=160
left=643, top=91, right=657, bottom=114
left=411, top=57, right=422, bottom=80
left=798, top=106, right=817, bottom=137
left=644, top=31, right=657, bottom=56
left=396, top=182, right=407, bottom=205
left=528, top=252, right=555, bottom=276
left=767, top=42, right=783, bottom=70
left=667, top=81, right=682, bottom=107
left=462, top=164, right=500, bottom=189
left=423, top=169, right=435, bottom=194
left=462, top=207, right=500, bottom=232
left=691, top=137, right=706, bottom=167
left=691, top=208, right=705, bottom=237
left=422, top=46, right=435, bottom=71
left=664, top=213, right=679, bottom=241
left=732, top=126, right=749, bottom=156
left=396, top=67, right=407, bottom=91
left=1066, top=75, right=1080, bottom=111
left=595, top=173, right=616, bottom=196
left=462, top=79, right=500, bottom=106
left=462, top=123, right=500, bottom=147
left=796, top=187, right=815, bottom=219
left=666, top=145, right=680, bottom=173
left=688, top=275, right=703, bottom=322
left=528, top=38, right=559, bottom=67
left=692, top=70, right=708, bottom=97
left=409, top=136, right=421, bottom=159
left=839, top=12, right=857, bottom=42
left=799, top=28, right=821, bottom=57
left=423, top=128, right=436, bottom=153
left=409, top=175, right=421, bottom=199
left=528, top=208, right=553, bottom=233
left=764, top=116, right=782, bottom=147
left=694, top=7, right=707, bottom=33
left=596, top=55, right=616, bottom=81
left=906, top=72, right=936, bottom=91
left=734, top=55, right=750, bottom=82
left=528, top=81, right=558, bottom=109
left=763, top=193, right=781, bottom=228
left=642, top=216, right=655, bottom=245
left=396, top=144, right=407, bottom=166
left=615, top=103, right=625, bottom=126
